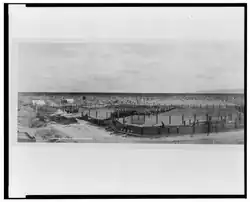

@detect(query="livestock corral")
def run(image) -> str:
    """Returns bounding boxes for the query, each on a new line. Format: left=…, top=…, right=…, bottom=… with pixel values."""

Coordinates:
left=17, top=93, right=245, bottom=143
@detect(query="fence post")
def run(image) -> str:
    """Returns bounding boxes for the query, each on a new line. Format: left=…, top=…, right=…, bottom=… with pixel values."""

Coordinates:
left=182, top=114, right=184, bottom=125
left=177, top=127, right=179, bottom=134
left=169, top=116, right=171, bottom=125
left=156, top=112, right=158, bottom=124
left=96, top=111, right=98, bottom=118
left=206, top=114, right=209, bottom=135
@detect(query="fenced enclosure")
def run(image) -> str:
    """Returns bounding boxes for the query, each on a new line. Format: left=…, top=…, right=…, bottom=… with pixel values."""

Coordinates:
left=78, top=106, right=244, bottom=137
left=29, top=100, right=244, bottom=137
left=114, top=119, right=244, bottom=137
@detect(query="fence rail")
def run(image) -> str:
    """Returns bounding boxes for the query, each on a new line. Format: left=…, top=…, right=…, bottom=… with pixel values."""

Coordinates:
left=78, top=112, right=244, bottom=137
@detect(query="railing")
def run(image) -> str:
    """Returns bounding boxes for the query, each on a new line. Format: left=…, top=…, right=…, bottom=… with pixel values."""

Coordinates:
left=78, top=112, right=244, bottom=137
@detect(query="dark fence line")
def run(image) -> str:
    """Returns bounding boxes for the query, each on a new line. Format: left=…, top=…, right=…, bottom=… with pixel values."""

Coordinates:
left=113, top=121, right=244, bottom=136
left=78, top=112, right=244, bottom=137
left=44, top=102, right=244, bottom=136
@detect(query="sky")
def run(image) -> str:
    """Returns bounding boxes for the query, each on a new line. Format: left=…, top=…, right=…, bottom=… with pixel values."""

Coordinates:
left=10, top=6, right=244, bottom=93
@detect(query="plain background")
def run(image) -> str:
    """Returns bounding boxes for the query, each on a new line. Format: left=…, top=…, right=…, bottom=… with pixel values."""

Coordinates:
left=6, top=2, right=246, bottom=199
left=12, top=6, right=244, bottom=93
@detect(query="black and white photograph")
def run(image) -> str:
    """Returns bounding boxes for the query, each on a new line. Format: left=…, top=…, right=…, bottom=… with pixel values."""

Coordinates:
left=7, top=3, right=246, bottom=198
left=15, top=6, right=245, bottom=144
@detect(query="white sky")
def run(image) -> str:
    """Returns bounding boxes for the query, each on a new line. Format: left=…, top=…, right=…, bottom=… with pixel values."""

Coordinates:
left=10, top=6, right=244, bottom=93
